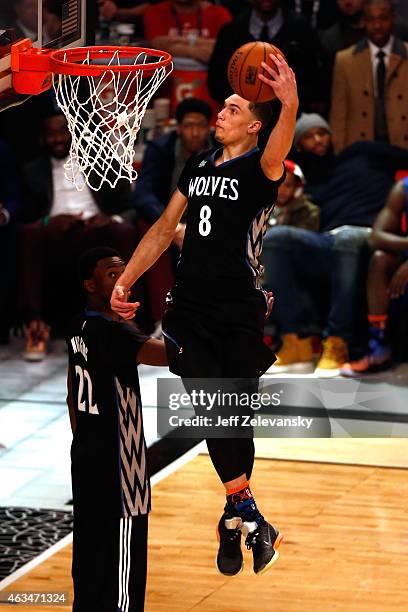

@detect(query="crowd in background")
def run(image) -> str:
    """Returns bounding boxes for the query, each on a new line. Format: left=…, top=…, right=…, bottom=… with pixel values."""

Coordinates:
left=0, top=0, right=408, bottom=378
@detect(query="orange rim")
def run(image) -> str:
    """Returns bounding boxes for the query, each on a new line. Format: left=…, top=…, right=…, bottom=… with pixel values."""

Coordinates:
left=49, top=45, right=173, bottom=76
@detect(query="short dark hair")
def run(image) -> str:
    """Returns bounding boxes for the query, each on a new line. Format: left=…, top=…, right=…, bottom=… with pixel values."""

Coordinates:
left=248, top=101, right=273, bottom=127
left=78, top=247, right=122, bottom=281
left=175, top=97, right=212, bottom=123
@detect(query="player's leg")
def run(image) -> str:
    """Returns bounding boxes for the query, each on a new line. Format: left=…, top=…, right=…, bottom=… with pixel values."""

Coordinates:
left=163, top=301, right=249, bottom=575
left=72, top=512, right=148, bottom=612
left=163, top=298, right=280, bottom=574
left=341, top=250, right=402, bottom=376
left=124, top=515, right=149, bottom=612
left=72, top=512, right=120, bottom=611
left=213, top=308, right=282, bottom=576
left=211, top=421, right=281, bottom=576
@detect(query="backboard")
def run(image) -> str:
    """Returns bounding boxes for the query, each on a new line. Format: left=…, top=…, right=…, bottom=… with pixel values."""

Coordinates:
left=0, top=0, right=91, bottom=111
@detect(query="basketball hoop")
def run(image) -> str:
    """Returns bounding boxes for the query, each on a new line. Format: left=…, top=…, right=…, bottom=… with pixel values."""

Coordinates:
left=11, top=39, right=173, bottom=191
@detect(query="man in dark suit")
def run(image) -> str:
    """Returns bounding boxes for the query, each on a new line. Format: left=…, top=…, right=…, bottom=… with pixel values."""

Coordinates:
left=20, top=110, right=142, bottom=361
left=330, top=0, right=408, bottom=153
left=320, top=0, right=408, bottom=83
left=207, top=0, right=327, bottom=113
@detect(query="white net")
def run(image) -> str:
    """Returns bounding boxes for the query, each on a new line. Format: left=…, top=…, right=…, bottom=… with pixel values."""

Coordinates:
left=53, top=49, right=172, bottom=191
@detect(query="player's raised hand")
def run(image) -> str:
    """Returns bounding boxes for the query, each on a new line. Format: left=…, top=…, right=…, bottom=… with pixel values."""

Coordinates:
left=258, top=53, right=298, bottom=110
left=110, top=284, right=140, bottom=320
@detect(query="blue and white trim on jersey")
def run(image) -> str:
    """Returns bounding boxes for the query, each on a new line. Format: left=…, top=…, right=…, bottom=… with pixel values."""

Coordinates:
left=210, top=145, right=260, bottom=167
left=246, top=203, right=275, bottom=287
left=115, top=378, right=150, bottom=517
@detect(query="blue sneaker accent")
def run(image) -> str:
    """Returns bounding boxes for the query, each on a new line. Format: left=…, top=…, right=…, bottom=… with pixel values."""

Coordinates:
left=368, top=324, right=387, bottom=345
left=227, top=499, right=264, bottom=525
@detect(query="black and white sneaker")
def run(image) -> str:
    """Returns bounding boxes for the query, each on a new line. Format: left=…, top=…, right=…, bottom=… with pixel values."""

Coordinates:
left=216, top=511, right=244, bottom=576
left=243, top=520, right=283, bottom=575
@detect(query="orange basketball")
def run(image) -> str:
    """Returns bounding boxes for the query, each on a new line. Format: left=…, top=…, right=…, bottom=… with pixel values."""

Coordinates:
left=227, top=41, right=284, bottom=103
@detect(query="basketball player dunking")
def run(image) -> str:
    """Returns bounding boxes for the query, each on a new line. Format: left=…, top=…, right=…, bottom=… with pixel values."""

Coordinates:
left=111, top=54, right=298, bottom=576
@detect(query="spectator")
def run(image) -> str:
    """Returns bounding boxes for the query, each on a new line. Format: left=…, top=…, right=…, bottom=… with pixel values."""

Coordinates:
left=99, top=0, right=150, bottom=23
left=0, top=92, right=58, bottom=166
left=7, top=0, right=38, bottom=41
left=341, top=179, right=408, bottom=375
left=143, top=0, right=231, bottom=64
left=330, top=0, right=408, bottom=153
left=0, top=139, right=21, bottom=343
left=287, top=0, right=340, bottom=30
left=320, top=0, right=366, bottom=75
left=207, top=0, right=327, bottom=113
left=217, top=0, right=251, bottom=19
left=269, top=160, right=320, bottom=232
left=321, top=0, right=408, bottom=85
left=134, top=97, right=214, bottom=333
left=263, top=114, right=408, bottom=376
left=292, top=113, right=336, bottom=188
left=20, top=111, right=142, bottom=361
left=134, top=97, right=213, bottom=224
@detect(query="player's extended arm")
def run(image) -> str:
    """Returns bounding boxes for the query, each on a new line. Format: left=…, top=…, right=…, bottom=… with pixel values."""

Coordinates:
left=369, top=181, right=408, bottom=251
left=257, top=54, right=299, bottom=180
left=111, top=189, right=188, bottom=319
left=138, top=338, right=168, bottom=366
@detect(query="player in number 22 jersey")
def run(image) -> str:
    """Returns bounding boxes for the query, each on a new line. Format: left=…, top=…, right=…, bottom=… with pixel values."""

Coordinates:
left=111, top=53, right=298, bottom=577
left=67, top=247, right=167, bottom=612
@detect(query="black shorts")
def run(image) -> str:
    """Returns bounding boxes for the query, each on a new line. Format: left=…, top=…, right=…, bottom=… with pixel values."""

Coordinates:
left=162, top=287, right=276, bottom=378
left=72, top=512, right=148, bottom=612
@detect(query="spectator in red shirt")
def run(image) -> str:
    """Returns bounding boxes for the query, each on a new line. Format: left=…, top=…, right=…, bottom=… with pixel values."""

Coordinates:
left=144, top=0, right=232, bottom=64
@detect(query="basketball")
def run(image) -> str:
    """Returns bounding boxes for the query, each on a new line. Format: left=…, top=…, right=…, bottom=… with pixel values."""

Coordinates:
left=227, top=41, right=284, bottom=103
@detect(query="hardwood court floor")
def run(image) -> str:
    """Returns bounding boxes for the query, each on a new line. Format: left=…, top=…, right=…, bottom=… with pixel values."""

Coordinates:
left=3, top=453, right=408, bottom=611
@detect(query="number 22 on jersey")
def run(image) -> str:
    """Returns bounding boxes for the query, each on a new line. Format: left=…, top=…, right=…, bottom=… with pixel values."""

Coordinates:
left=75, top=365, right=99, bottom=414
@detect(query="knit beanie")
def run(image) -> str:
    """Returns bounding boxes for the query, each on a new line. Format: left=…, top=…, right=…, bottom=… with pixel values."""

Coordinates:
left=294, top=113, right=332, bottom=148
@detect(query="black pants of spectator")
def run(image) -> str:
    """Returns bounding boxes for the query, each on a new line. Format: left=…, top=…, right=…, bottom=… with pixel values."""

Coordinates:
left=18, top=220, right=145, bottom=331
left=263, top=225, right=370, bottom=343
left=162, top=287, right=275, bottom=484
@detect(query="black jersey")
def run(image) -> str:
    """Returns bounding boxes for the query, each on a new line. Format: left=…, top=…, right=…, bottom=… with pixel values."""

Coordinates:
left=175, top=146, right=285, bottom=294
left=67, top=310, right=151, bottom=518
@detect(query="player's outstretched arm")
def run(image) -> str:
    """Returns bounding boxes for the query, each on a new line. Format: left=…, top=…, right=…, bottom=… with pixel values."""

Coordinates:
left=258, top=53, right=299, bottom=180
left=138, top=338, right=168, bottom=366
left=111, top=189, right=187, bottom=319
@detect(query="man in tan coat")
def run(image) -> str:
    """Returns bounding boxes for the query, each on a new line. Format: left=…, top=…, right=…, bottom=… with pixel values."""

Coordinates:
left=330, top=0, right=408, bottom=153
